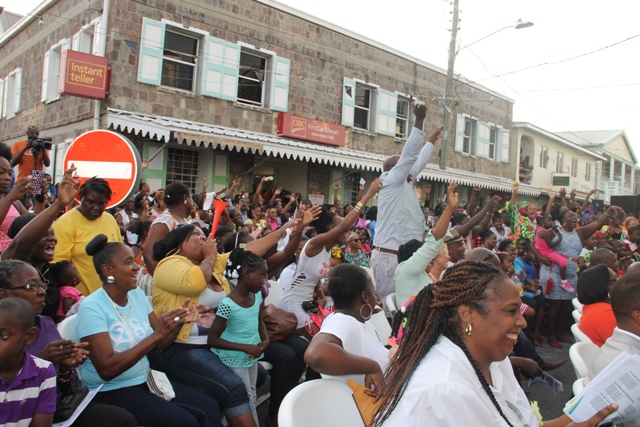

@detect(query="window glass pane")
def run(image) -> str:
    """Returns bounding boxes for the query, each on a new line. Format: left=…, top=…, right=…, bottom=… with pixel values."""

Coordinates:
left=344, top=173, right=362, bottom=205
left=355, top=86, right=370, bottom=108
left=161, top=61, right=195, bottom=91
left=237, top=53, right=266, bottom=106
left=239, top=53, right=266, bottom=80
left=164, top=31, right=197, bottom=63
left=167, top=148, right=199, bottom=194
left=354, top=108, right=369, bottom=130
left=396, top=99, right=409, bottom=139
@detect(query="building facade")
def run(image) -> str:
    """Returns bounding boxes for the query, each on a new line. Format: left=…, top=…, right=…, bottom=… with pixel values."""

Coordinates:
left=0, top=0, right=541, bottom=206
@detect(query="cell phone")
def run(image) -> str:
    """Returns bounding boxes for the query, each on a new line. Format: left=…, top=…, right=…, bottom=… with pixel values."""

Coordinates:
left=30, top=170, right=45, bottom=195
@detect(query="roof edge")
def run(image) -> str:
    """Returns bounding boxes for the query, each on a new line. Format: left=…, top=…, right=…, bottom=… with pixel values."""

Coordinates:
left=0, top=0, right=58, bottom=48
left=512, top=122, right=607, bottom=161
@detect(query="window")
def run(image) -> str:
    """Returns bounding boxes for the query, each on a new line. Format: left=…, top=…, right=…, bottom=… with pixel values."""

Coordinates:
left=571, top=157, right=579, bottom=178
left=161, top=30, right=198, bottom=91
left=540, top=146, right=549, bottom=168
left=556, top=152, right=564, bottom=173
left=343, top=172, right=362, bottom=205
left=585, top=162, right=592, bottom=181
left=2, top=68, right=22, bottom=119
left=237, top=51, right=267, bottom=106
left=42, top=40, right=70, bottom=103
left=166, top=147, right=201, bottom=194
left=489, top=127, right=497, bottom=160
left=353, top=85, right=372, bottom=130
left=463, top=119, right=475, bottom=154
left=72, top=17, right=100, bottom=54
left=395, top=97, right=410, bottom=139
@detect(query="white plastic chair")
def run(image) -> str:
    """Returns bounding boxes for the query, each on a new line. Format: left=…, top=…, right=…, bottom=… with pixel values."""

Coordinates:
left=264, top=280, right=283, bottom=306
left=365, top=311, right=392, bottom=345
left=569, top=342, right=599, bottom=378
left=572, top=298, right=584, bottom=314
left=571, top=323, right=594, bottom=344
left=57, top=314, right=77, bottom=340
left=386, top=293, right=398, bottom=318
left=572, top=309, right=582, bottom=324
left=572, top=377, right=586, bottom=396
left=278, top=379, right=364, bottom=427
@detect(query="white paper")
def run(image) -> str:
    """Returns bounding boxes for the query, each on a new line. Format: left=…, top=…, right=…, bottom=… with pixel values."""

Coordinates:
left=359, top=178, right=366, bottom=186
left=53, top=384, right=103, bottom=427
left=528, top=371, right=564, bottom=395
left=202, top=192, right=216, bottom=210
left=564, top=352, right=640, bottom=424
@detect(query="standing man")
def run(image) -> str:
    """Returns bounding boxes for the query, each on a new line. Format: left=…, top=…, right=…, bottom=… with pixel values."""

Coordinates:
left=11, top=126, right=51, bottom=182
left=372, top=103, right=442, bottom=315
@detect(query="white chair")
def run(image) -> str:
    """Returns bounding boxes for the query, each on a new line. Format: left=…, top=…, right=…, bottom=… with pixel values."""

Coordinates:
left=572, top=298, right=584, bottom=314
left=365, top=311, right=392, bottom=345
left=386, top=293, right=398, bottom=318
left=569, top=342, right=599, bottom=378
left=279, top=379, right=364, bottom=427
left=572, top=377, right=586, bottom=396
left=264, top=280, right=283, bottom=306
left=571, top=323, right=594, bottom=344
left=572, top=309, right=582, bottom=324
left=57, top=314, right=77, bottom=340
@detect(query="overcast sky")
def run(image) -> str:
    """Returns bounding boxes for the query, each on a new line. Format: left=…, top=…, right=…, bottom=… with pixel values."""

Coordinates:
left=7, top=0, right=640, bottom=160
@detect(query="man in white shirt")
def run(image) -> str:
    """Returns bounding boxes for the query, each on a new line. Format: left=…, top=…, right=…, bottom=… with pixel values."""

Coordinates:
left=371, top=103, right=442, bottom=315
left=587, top=272, right=640, bottom=392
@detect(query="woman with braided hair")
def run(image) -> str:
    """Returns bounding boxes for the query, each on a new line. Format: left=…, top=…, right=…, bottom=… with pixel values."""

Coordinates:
left=375, top=261, right=618, bottom=427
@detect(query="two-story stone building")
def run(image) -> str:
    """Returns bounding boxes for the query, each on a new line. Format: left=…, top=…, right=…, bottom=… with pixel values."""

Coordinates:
left=0, top=0, right=543, bottom=206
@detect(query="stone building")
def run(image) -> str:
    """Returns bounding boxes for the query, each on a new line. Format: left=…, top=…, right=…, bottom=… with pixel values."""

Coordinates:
left=0, top=0, right=542, bottom=205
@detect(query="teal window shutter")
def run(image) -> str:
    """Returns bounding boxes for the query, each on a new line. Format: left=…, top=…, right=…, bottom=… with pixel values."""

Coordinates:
left=500, top=129, right=510, bottom=163
left=341, top=77, right=356, bottom=127
left=375, top=89, right=397, bottom=136
left=476, top=121, right=491, bottom=158
left=137, top=18, right=165, bottom=85
left=455, top=114, right=466, bottom=152
left=271, top=57, right=290, bottom=112
left=201, top=36, right=239, bottom=101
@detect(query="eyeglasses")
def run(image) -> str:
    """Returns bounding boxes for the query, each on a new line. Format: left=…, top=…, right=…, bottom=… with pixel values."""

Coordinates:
left=8, top=283, right=48, bottom=292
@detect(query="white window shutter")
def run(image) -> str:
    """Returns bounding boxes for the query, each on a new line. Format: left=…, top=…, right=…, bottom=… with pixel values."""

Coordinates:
left=41, top=50, right=51, bottom=103
left=92, top=17, right=103, bottom=56
left=72, top=31, right=81, bottom=50
left=455, top=114, right=466, bottom=152
left=14, top=68, right=22, bottom=114
left=0, top=78, right=4, bottom=118
left=137, top=18, right=165, bottom=85
left=476, top=121, right=490, bottom=158
left=500, top=129, right=510, bottom=163
left=271, top=57, right=290, bottom=112
left=61, top=38, right=71, bottom=52
left=375, top=89, right=397, bottom=136
left=1, top=76, right=7, bottom=118
left=341, top=77, right=356, bottom=127
left=201, top=36, right=239, bottom=101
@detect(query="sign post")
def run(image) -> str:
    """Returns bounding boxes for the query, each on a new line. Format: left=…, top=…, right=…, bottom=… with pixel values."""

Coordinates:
left=63, top=130, right=141, bottom=208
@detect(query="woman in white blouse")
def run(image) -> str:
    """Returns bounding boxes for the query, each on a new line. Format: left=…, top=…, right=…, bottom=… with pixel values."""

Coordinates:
left=374, top=261, right=617, bottom=427
left=304, top=263, right=388, bottom=391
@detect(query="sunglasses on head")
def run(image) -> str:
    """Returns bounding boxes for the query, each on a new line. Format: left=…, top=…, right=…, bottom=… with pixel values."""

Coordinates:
left=350, top=238, right=364, bottom=243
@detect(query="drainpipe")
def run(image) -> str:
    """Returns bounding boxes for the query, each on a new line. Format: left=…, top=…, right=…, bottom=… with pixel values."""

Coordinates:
left=93, top=0, right=110, bottom=129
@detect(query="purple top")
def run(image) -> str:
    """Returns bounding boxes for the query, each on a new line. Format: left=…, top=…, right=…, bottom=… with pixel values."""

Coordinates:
left=26, top=315, right=79, bottom=393
left=0, top=350, right=57, bottom=425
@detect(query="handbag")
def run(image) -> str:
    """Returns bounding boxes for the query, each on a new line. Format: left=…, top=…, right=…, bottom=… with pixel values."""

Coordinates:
left=53, top=386, right=89, bottom=423
left=260, top=304, right=297, bottom=342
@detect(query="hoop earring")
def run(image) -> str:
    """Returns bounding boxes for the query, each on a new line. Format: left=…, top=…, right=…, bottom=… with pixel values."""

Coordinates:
left=167, top=247, right=180, bottom=257
left=107, top=276, right=116, bottom=284
left=360, top=303, right=373, bottom=321
left=465, top=323, right=473, bottom=336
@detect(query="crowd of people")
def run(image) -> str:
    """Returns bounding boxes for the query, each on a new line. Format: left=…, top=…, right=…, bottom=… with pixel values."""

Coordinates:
left=1, top=106, right=638, bottom=427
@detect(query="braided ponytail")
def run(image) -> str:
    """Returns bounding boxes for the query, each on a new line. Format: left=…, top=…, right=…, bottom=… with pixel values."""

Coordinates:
left=374, top=261, right=510, bottom=426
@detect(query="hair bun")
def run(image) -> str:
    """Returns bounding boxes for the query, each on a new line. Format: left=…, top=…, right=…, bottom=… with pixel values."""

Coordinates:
left=86, top=234, right=109, bottom=256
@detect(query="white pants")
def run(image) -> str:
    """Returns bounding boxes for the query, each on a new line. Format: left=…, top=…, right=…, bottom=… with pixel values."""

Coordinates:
left=371, top=249, right=398, bottom=317
left=231, top=364, right=259, bottom=425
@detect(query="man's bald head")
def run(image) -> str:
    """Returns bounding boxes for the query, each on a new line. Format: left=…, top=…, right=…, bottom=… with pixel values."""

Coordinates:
left=465, top=247, right=500, bottom=268
left=383, top=155, right=400, bottom=172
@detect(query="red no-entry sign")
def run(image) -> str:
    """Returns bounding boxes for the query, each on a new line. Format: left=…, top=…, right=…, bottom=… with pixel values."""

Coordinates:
left=63, top=130, right=141, bottom=208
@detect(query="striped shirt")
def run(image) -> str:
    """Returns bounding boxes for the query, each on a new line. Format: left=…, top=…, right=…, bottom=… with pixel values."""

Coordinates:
left=0, top=351, right=57, bottom=427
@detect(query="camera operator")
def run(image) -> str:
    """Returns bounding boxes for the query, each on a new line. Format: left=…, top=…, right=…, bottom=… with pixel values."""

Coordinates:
left=10, top=126, right=51, bottom=182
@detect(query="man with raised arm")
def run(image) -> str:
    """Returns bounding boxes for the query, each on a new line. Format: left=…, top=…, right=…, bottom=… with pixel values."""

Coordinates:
left=372, top=103, right=443, bottom=316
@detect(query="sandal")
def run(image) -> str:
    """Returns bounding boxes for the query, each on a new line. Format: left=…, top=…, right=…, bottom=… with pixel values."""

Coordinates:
left=547, top=337, right=562, bottom=348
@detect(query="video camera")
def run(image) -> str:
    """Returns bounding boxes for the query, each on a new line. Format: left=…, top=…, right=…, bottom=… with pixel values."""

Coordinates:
left=28, top=137, right=53, bottom=155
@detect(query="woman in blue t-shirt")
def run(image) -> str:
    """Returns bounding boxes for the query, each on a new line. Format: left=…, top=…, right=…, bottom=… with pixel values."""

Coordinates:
left=76, top=234, right=221, bottom=427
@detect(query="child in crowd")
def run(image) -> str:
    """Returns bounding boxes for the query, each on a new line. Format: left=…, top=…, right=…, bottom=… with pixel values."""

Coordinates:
left=343, top=232, right=370, bottom=268
left=622, top=225, right=640, bottom=261
left=514, top=239, right=546, bottom=345
left=578, top=233, right=599, bottom=271
left=497, top=252, right=535, bottom=326
left=51, top=261, right=84, bottom=323
left=0, top=298, right=57, bottom=427
left=321, top=247, right=344, bottom=311
left=479, top=229, right=497, bottom=252
left=490, top=211, right=512, bottom=244
left=209, top=249, right=270, bottom=426
left=534, top=212, right=573, bottom=292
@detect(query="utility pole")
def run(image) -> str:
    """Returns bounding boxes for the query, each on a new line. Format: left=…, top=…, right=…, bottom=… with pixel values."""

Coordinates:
left=439, top=0, right=460, bottom=171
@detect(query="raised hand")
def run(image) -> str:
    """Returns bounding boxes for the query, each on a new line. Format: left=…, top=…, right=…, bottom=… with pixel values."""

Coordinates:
left=413, top=103, right=428, bottom=122
left=8, top=176, right=36, bottom=201
left=570, top=188, right=577, bottom=200
left=546, top=188, right=556, bottom=200
left=274, top=187, right=282, bottom=196
left=57, top=165, right=80, bottom=205
left=428, top=125, right=444, bottom=143
left=203, top=178, right=209, bottom=190
left=302, top=205, right=322, bottom=226
left=559, top=188, right=566, bottom=199
left=487, top=195, right=501, bottom=211
left=365, top=178, right=384, bottom=198
left=333, top=183, right=340, bottom=190
left=446, top=182, right=459, bottom=208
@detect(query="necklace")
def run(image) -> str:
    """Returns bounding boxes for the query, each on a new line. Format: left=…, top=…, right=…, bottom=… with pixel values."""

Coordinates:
left=105, top=291, right=132, bottom=319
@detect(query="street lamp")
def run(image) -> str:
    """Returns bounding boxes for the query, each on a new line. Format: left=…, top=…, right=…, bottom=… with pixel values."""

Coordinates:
left=439, top=13, right=534, bottom=171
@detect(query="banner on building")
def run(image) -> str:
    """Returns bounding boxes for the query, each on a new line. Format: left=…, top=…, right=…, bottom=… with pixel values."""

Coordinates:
left=278, top=113, right=345, bottom=147
left=59, top=50, right=110, bottom=99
